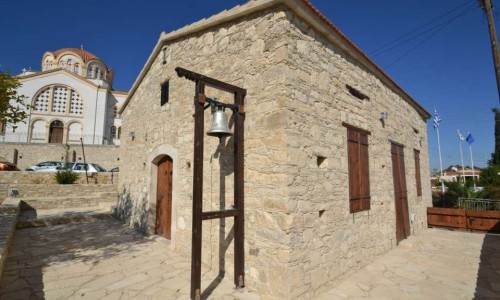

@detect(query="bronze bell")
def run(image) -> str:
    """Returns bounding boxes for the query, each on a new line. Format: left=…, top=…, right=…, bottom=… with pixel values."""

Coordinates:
left=207, top=106, right=232, bottom=138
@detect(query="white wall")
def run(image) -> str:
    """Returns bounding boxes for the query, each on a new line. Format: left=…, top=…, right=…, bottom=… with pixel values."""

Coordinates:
left=5, top=70, right=120, bottom=145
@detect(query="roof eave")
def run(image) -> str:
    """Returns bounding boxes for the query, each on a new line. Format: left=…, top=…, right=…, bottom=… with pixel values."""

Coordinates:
left=120, top=0, right=430, bottom=120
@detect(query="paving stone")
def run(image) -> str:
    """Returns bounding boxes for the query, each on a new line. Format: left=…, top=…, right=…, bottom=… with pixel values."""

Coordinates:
left=317, top=229, right=500, bottom=300
left=0, top=218, right=260, bottom=299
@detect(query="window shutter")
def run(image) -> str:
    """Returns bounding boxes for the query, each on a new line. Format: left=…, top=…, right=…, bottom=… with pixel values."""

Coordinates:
left=359, top=133, right=370, bottom=210
left=347, top=127, right=371, bottom=213
left=414, top=150, right=422, bottom=196
left=348, top=132, right=361, bottom=212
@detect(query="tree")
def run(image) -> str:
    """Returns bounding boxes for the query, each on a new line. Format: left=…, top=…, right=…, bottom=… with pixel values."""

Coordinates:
left=479, top=165, right=500, bottom=199
left=489, top=108, right=500, bottom=166
left=0, top=68, right=30, bottom=129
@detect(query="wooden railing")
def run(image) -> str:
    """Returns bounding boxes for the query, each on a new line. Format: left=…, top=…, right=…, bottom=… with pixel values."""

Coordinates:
left=427, top=207, right=500, bottom=233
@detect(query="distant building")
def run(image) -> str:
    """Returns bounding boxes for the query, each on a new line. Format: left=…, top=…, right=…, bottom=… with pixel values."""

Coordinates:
left=2, top=47, right=127, bottom=145
left=441, top=165, right=480, bottom=183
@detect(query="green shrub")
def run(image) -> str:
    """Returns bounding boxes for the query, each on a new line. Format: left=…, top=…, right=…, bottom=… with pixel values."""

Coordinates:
left=55, top=170, right=80, bottom=184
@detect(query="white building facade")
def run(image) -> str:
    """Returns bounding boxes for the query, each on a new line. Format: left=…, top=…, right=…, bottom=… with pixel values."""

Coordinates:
left=2, top=48, right=127, bottom=145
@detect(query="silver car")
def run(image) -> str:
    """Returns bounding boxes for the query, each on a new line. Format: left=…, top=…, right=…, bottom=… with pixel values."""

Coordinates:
left=56, top=162, right=107, bottom=173
left=26, top=161, right=65, bottom=171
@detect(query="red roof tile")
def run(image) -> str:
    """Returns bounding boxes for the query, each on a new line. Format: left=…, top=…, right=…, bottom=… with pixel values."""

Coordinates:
left=49, top=48, right=109, bottom=70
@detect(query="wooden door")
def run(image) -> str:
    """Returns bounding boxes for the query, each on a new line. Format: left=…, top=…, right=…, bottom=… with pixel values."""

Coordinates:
left=391, top=143, right=410, bottom=243
left=156, top=156, right=173, bottom=239
left=49, top=121, right=64, bottom=143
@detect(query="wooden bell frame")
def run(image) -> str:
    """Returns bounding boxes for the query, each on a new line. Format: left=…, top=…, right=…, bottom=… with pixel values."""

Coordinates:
left=175, top=67, right=246, bottom=300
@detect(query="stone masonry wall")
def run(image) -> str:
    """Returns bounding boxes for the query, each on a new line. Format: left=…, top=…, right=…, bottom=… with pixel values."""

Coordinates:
left=0, top=143, right=120, bottom=171
left=118, top=7, right=291, bottom=299
left=281, top=12, right=432, bottom=299
left=0, top=172, right=118, bottom=185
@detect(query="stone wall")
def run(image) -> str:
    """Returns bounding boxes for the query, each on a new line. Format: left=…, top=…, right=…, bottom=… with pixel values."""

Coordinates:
left=118, top=4, right=432, bottom=299
left=282, top=14, right=432, bottom=298
left=118, top=7, right=291, bottom=299
left=0, top=143, right=120, bottom=171
left=0, top=171, right=118, bottom=185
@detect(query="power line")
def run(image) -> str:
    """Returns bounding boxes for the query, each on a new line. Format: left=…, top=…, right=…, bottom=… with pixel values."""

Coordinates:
left=384, top=6, right=479, bottom=68
left=370, top=1, right=476, bottom=56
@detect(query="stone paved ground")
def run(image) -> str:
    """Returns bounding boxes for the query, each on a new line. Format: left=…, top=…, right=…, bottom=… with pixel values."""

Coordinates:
left=0, top=217, right=260, bottom=300
left=317, top=228, right=500, bottom=300
left=2, top=219, right=500, bottom=300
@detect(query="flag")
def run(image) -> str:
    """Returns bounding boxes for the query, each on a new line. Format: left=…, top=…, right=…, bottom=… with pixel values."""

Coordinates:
left=433, top=109, right=442, bottom=129
left=458, top=131, right=465, bottom=141
left=466, top=132, right=475, bottom=144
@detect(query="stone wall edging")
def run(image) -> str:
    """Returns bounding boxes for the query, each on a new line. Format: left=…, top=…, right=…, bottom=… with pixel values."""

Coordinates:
left=0, top=198, right=21, bottom=281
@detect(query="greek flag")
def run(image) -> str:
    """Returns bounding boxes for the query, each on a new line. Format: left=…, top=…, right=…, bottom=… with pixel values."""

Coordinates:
left=433, top=109, right=442, bottom=129
left=466, top=132, right=475, bottom=144
left=458, top=130, right=465, bottom=141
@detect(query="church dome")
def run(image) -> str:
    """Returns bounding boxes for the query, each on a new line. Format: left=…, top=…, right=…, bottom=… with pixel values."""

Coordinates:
left=53, top=48, right=102, bottom=64
left=42, top=47, right=113, bottom=84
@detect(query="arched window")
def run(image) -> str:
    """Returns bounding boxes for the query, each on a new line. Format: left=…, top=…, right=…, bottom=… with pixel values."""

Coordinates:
left=33, top=85, right=83, bottom=115
left=52, top=86, right=68, bottom=113
left=87, top=66, right=94, bottom=78
left=117, top=127, right=121, bottom=139
left=33, top=87, right=51, bottom=112
left=67, top=59, right=73, bottom=71
left=58, top=61, right=65, bottom=68
left=74, top=63, right=80, bottom=75
left=110, top=126, right=116, bottom=139
left=95, top=67, right=100, bottom=79
left=113, top=105, right=118, bottom=118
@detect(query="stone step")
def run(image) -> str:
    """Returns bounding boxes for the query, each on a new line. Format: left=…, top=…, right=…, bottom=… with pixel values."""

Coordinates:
left=16, top=206, right=115, bottom=229
left=19, top=196, right=118, bottom=210
left=0, top=184, right=118, bottom=199
left=95, top=191, right=119, bottom=198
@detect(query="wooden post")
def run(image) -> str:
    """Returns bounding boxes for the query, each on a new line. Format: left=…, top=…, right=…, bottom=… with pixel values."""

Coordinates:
left=234, top=91, right=245, bottom=288
left=191, top=80, right=205, bottom=300
left=80, top=138, right=89, bottom=184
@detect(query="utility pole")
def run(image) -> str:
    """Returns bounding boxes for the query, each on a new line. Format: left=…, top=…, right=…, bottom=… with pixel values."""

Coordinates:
left=480, top=0, right=500, bottom=100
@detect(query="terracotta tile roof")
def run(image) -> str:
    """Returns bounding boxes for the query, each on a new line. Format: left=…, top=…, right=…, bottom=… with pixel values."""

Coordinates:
left=49, top=48, right=110, bottom=70
left=52, top=48, right=98, bottom=63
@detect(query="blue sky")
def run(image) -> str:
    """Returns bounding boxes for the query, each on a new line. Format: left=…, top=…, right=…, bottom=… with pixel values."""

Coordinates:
left=0, top=0, right=498, bottom=171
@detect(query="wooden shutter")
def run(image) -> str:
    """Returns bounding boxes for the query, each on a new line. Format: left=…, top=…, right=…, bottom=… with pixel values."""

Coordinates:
left=414, top=150, right=422, bottom=196
left=359, top=133, right=370, bottom=210
left=347, top=127, right=371, bottom=213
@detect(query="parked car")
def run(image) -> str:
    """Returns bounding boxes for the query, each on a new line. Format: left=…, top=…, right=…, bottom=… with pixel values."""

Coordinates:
left=26, top=161, right=64, bottom=172
left=56, top=162, right=107, bottom=173
left=0, top=158, right=20, bottom=171
left=109, top=167, right=119, bottom=172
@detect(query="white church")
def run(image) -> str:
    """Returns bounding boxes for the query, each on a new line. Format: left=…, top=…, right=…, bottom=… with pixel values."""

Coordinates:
left=2, top=47, right=127, bottom=145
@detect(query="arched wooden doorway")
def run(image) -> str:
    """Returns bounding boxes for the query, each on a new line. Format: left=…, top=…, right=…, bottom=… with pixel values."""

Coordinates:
left=49, top=120, right=64, bottom=143
left=156, top=155, right=173, bottom=239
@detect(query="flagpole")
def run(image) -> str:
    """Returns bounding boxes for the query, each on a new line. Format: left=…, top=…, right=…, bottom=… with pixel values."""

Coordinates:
left=436, top=127, right=445, bottom=193
left=458, top=130, right=466, bottom=184
left=469, top=144, right=476, bottom=190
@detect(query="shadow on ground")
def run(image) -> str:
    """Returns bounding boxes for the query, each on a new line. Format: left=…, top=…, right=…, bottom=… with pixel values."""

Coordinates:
left=474, top=225, right=500, bottom=299
left=0, top=217, right=152, bottom=300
